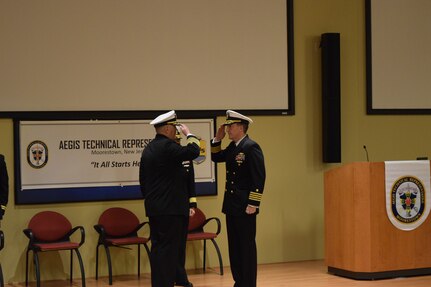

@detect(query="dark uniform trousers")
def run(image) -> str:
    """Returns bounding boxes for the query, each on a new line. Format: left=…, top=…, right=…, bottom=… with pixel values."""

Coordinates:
left=226, top=214, right=257, bottom=287
left=175, top=215, right=190, bottom=284
left=149, top=215, right=188, bottom=287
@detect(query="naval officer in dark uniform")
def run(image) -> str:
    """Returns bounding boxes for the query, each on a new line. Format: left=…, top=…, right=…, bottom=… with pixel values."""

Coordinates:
left=139, top=110, right=200, bottom=287
left=211, top=110, right=266, bottom=287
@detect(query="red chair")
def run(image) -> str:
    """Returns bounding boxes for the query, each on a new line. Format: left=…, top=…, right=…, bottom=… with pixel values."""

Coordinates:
left=187, top=207, right=223, bottom=275
left=0, top=230, right=4, bottom=287
left=94, top=207, right=150, bottom=285
left=23, top=211, right=86, bottom=287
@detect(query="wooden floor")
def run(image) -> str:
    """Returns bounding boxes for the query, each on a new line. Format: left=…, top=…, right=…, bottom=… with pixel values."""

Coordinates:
left=5, top=260, right=431, bottom=287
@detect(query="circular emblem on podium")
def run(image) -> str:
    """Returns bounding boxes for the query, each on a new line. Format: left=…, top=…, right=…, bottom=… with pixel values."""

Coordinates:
left=391, top=176, right=425, bottom=224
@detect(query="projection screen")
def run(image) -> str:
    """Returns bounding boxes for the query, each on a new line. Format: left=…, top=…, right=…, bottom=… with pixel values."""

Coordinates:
left=366, top=0, right=431, bottom=114
left=0, top=0, right=294, bottom=118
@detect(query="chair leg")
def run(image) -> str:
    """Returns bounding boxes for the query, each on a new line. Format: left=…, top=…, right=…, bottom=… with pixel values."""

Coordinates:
left=0, top=263, right=4, bottom=287
left=25, top=249, right=30, bottom=286
left=203, top=239, right=207, bottom=273
left=74, top=249, right=86, bottom=287
left=103, top=245, right=113, bottom=285
left=95, top=244, right=99, bottom=280
left=33, top=251, right=41, bottom=287
left=70, top=249, right=73, bottom=283
left=210, top=239, right=224, bottom=275
left=143, top=243, right=150, bottom=259
left=137, top=244, right=141, bottom=278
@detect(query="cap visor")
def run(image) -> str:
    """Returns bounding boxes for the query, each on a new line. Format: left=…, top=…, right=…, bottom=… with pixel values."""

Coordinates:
left=224, top=120, right=242, bottom=125
left=167, top=121, right=180, bottom=126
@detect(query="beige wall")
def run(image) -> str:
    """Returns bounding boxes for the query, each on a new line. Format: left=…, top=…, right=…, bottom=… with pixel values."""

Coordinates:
left=1, top=0, right=431, bottom=284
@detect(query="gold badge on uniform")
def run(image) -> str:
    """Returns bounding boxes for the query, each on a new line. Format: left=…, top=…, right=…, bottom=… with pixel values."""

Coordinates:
left=235, top=152, right=245, bottom=165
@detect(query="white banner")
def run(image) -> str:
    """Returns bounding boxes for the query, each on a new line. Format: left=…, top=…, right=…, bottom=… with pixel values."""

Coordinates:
left=19, top=119, right=215, bottom=190
left=385, top=160, right=431, bottom=231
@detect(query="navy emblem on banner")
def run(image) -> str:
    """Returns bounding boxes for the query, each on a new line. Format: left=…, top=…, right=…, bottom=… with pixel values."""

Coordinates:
left=391, top=176, right=425, bottom=224
left=27, top=140, right=48, bottom=169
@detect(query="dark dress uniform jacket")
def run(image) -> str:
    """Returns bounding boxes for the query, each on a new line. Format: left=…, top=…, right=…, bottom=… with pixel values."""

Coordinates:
left=0, top=154, right=8, bottom=219
left=211, top=135, right=265, bottom=216
left=139, top=134, right=200, bottom=217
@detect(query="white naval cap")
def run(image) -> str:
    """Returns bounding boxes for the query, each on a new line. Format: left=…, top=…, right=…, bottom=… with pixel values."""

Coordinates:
left=224, top=110, right=253, bottom=125
left=150, top=110, right=179, bottom=127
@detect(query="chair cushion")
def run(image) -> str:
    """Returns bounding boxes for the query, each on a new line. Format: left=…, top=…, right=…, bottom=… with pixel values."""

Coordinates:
left=35, top=242, right=80, bottom=251
left=187, top=232, right=217, bottom=241
left=99, top=207, right=140, bottom=237
left=28, top=211, right=72, bottom=242
left=106, top=236, right=149, bottom=246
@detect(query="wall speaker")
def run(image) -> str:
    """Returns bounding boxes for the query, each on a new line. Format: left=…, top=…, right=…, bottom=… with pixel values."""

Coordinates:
left=321, top=33, right=341, bottom=163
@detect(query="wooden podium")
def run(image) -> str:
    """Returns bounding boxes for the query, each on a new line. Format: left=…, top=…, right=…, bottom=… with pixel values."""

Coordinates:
left=324, top=162, right=431, bottom=279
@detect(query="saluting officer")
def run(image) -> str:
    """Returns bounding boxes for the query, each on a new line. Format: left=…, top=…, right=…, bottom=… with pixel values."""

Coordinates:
left=139, top=110, right=200, bottom=287
left=211, top=110, right=266, bottom=287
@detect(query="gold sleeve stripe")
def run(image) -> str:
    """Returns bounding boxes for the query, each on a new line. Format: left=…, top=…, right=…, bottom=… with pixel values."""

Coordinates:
left=249, top=192, right=262, bottom=201
left=211, top=145, right=221, bottom=153
left=250, top=191, right=262, bottom=197
left=187, top=136, right=200, bottom=146
left=189, top=197, right=197, bottom=203
left=1, top=205, right=6, bottom=210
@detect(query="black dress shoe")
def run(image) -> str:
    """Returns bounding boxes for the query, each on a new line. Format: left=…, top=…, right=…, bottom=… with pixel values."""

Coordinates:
left=176, top=282, right=193, bottom=287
